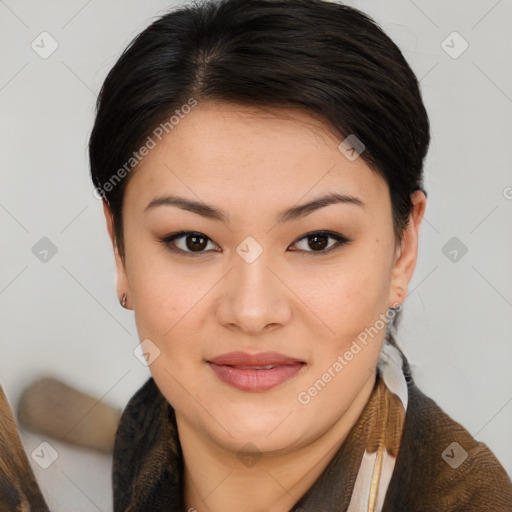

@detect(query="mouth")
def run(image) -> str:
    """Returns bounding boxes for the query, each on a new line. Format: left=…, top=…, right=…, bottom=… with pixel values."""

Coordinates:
left=206, top=351, right=306, bottom=392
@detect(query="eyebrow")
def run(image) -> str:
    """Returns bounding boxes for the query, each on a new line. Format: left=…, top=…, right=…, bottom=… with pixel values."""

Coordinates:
left=144, top=192, right=365, bottom=224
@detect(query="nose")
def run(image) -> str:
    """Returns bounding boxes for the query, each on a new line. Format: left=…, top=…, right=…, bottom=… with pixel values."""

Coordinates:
left=216, top=248, right=292, bottom=336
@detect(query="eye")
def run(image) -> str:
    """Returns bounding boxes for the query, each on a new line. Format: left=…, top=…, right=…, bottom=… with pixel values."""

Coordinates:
left=161, top=230, right=350, bottom=257
left=161, top=231, right=220, bottom=256
left=288, top=231, right=350, bottom=255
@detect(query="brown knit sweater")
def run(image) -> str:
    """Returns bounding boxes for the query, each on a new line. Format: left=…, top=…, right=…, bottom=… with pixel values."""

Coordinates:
left=110, top=359, right=512, bottom=511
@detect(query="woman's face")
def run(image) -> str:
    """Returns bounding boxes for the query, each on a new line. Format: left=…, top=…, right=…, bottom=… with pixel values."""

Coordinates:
left=104, top=101, right=424, bottom=455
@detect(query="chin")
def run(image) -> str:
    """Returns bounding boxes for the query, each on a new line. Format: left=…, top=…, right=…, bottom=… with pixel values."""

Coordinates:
left=217, top=423, right=306, bottom=455
left=209, top=404, right=309, bottom=447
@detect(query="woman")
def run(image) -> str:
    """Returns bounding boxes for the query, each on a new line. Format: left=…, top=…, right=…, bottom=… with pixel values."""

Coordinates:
left=87, top=0, right=512, bottom=511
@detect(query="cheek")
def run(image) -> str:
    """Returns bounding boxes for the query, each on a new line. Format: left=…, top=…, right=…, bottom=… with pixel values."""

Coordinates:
left=124, top=238, right=192, bottom=340
left=296, top=250, right=392, bottom=346
left=131, top=268, right=198, bottom=343
left=127, top=229, right=393, bottom=352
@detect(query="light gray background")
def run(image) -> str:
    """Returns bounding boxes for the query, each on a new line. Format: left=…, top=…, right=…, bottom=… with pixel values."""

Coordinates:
left=1, top=0, right=511, bottom=510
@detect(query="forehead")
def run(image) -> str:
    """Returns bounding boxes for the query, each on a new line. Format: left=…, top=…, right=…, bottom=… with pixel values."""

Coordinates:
left=124, top=101, right=389, bottom=215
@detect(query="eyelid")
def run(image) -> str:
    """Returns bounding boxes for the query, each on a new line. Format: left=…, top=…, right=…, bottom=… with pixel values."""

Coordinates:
left=289, top=230, right=350, bottom=256
left=161, top=231, right=220, bottom=257
left=160, top=230, right=350, bottom=256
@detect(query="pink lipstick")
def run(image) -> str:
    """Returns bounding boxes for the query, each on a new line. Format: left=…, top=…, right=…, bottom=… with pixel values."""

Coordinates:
left=207, top=351, right=305, bottom=392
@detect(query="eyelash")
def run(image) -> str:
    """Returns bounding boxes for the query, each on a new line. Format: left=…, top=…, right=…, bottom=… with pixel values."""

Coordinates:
left=160, top=230, right=351, bottom=257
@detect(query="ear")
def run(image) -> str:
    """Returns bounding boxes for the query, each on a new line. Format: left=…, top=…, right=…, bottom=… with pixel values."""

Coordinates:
left=388, top=189, right=427, bottom=308
left=102, top=199, right=132, bottom=310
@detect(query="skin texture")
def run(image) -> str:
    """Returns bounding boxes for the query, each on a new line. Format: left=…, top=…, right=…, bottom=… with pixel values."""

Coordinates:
left=103, top=101, right=426, bottom=512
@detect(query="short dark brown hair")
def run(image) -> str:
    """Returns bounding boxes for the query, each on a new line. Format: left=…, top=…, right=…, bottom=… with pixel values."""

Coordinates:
left=89, top=0, right=430, bottom=346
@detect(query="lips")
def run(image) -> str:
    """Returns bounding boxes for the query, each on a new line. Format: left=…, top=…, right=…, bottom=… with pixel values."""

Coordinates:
left=207, top=351, right=305, bottom=392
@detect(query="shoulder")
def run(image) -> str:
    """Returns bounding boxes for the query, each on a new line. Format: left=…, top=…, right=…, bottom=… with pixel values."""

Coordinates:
left=112, top=377, right=177, bottom=508
left=385, top=379, right=512, bottom=511
left=113, top=377, right=164, bottom=460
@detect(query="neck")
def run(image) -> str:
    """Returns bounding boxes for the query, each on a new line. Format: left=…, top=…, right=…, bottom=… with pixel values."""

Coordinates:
left=178, top=373, right=376, bottom=512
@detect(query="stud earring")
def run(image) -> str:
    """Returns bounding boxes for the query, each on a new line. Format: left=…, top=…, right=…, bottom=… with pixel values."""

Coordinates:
left=121, top=293, right=128, bottom=309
